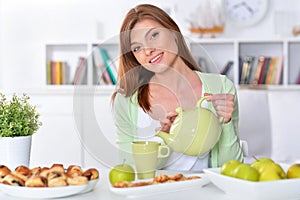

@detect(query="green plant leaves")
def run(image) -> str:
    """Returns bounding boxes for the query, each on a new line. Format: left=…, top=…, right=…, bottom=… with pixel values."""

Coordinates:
left=0, top=93, right=42, bottom=137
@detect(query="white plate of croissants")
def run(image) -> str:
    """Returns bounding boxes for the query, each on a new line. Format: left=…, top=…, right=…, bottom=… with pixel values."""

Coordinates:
left=0, top=164, right=99, bottom=198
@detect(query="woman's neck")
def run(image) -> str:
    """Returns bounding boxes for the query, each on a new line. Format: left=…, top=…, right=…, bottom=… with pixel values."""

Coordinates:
left=151, top=60, right=196, bottom=93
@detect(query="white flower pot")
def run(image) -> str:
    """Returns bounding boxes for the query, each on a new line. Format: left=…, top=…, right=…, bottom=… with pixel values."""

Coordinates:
left=0, top=135, right=32, bottom=169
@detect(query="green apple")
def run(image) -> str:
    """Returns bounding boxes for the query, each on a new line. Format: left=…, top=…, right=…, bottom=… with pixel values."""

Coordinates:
left=259, top=162, right=286, bottom=179
left=259, top=168, right=282, bottom=181
left=251, top=157, right=274, bottom=173
left=221, top=160, right=242, bottom=177
left=259, top=169, right=282, bottom=182
left=109, top=163, right=135, bottom=185
left=287, top=163, right=300, bottom=179
left=233, top=163, right=259, bottom=182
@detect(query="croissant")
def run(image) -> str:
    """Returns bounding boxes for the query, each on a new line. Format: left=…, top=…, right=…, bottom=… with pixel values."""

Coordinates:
left=0, top=165, right=11, bottom=183
left=82, top=168, right=99, bottom=180
left=67, top=175, right=88, bottom=185
left=66, top=165, right=83, bottom=177
left=25, top=175, right=47, bottom=187
left=47, top=172, right=67, bottom=187
left=2, top=174, right=25, bottom=186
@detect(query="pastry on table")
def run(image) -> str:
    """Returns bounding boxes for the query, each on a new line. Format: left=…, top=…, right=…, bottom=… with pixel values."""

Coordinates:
left=38, top=167, right=50, bottom=178
left=67, top=175, right=88, bottom=185
left=2, top=174, right=25, bottom=186
left=0, top=165, right=11, bottom=183
left=25, top=175, right=48, bottom=187
left=49, top=164, right=65, bottom=174
left=47, top=171, right=67, bottom=187
left=31, top=167, right=42, bottom=176
left=66, top=165, right=83, bottom=177
left=82, top=168, right=99, bottom=180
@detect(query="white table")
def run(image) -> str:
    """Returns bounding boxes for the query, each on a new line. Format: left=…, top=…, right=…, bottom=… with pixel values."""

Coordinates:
left=0, top=168, right=234, bottom=200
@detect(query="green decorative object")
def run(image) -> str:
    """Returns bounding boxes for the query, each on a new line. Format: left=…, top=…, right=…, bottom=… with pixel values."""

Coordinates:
left=0, top=93, right=42, bottom=137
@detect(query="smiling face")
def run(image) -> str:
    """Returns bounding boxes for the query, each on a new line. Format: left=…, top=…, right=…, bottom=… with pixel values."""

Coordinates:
left=130, top=19, right=179, bottom=74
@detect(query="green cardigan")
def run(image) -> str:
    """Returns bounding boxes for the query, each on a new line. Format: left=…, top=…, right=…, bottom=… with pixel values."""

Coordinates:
left=113, top=72, right=244, bottom=168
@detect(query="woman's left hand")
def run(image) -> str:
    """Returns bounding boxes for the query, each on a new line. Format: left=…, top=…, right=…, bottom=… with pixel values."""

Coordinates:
left=206, top=93, right=234, bottom=124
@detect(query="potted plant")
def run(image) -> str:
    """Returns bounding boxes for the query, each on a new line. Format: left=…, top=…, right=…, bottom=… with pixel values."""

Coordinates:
left=0, top=92, right=42, bottom=169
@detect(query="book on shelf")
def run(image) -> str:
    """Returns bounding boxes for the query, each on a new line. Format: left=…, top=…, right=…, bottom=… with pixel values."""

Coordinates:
left=238, top=56, right=243, bottom=83
left=73, top=57, right=87, bottom=85
left=93, top=48, right=112, bottom=85
left=47, top=61, right=70, bottom=85
left=220, top=61, right=233, bottom=75
left=262, top=56, right=283, bottom=85
left=274, top=55, right=283, bottom=85
left=257, top=57, right=269, bottom=84
left=297, top=70, right=300, bottom=84
left=248, top=56, right=259, bottom=84
left=261, top=57, right=272, bottom=84
left=240, top=56, right=254, bottom=84
left=196, top=56, right=209, bottom=73
left=60, top=62, right=70, bottom=85
left=99, top=48, right=117, bottom=85
left=46, top=61, right=52, bottom=85
left=251, top=56, right=266, bottom=85
left=239, top=55, right=283, bottom=85
left=265, top=57, right=277, bottom=84
left=52, top=61, right=60, bottom=85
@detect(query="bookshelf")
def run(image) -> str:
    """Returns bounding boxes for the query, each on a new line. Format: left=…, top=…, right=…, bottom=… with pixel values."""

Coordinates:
left=45, top=38, right=300, bottom=90
left=189, top=39, right=235, bottom=83
left=45, top=41, right=119, bottom=87
left=188, top=38, right=300, bottom=90
left=45, top=43, right=89, bottom=85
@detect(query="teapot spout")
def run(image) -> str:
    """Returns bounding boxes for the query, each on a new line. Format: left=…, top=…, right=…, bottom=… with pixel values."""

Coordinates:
left=155, top=131, right=175, bottom=145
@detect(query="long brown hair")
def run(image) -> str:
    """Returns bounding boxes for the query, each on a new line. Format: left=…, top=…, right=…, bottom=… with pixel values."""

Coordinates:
left=112, top=4, right=201, bottom=112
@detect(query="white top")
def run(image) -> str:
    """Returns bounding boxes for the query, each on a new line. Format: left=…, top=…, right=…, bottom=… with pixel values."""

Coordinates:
left=136, top=86, right=209, bottom=171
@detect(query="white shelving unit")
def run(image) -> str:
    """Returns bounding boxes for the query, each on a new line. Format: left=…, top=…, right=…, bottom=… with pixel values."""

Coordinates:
left=45, top=38, right=300, bottom=90
left=45, top=39, right=119, bottom=87
left=188, top=38, right=236, bottom=83
left=190, top=38, right=300, bottom=90
left=45, top=43, right=89, bottom=85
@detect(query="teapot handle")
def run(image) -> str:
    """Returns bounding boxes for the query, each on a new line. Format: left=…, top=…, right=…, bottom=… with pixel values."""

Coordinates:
left=196, top=96, right=210, bottom=108
left=196, top=95, right=224, bottom=123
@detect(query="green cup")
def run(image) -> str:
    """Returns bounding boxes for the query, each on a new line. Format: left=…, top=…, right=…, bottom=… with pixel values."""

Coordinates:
left=132, top=141, right=170, bottom=179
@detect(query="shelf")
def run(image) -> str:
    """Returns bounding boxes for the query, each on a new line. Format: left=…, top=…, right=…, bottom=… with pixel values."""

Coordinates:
left=45, top=41, right=119, bottom=87
left=5, top=85, right=116, bottom=96
left=238, top=84, right=300, bottom=91
left=45, top=38, right=300, bottom=91
left=45, top=43, right=89, bottom=85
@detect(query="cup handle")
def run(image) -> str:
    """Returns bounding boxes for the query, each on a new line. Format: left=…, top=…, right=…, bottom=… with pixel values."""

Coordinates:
left=157, top=145, right=170, bottom=158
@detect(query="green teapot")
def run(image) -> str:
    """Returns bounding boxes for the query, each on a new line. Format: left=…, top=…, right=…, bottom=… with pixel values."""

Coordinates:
left=155, top=96, right=222, bottom=156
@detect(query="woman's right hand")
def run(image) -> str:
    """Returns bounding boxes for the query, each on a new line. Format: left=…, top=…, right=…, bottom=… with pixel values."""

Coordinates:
left=156, top=111, right=178, bottom=133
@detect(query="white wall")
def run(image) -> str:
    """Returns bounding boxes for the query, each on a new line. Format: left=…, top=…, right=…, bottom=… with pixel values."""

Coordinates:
left=0, top=0, right=300, bottom=90
left=0, top=0, right=3, bottom=88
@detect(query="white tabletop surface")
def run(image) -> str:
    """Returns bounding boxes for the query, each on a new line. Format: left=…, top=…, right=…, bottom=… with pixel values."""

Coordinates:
left=0, top=168, right=234, bottom=200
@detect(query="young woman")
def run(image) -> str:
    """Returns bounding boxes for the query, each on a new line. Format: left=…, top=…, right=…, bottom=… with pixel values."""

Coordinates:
left=111, top=4, right=243, bottom=170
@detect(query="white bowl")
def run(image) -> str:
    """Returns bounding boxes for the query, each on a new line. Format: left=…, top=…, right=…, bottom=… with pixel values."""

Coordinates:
left=203, top=165, right=300, bottom=200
